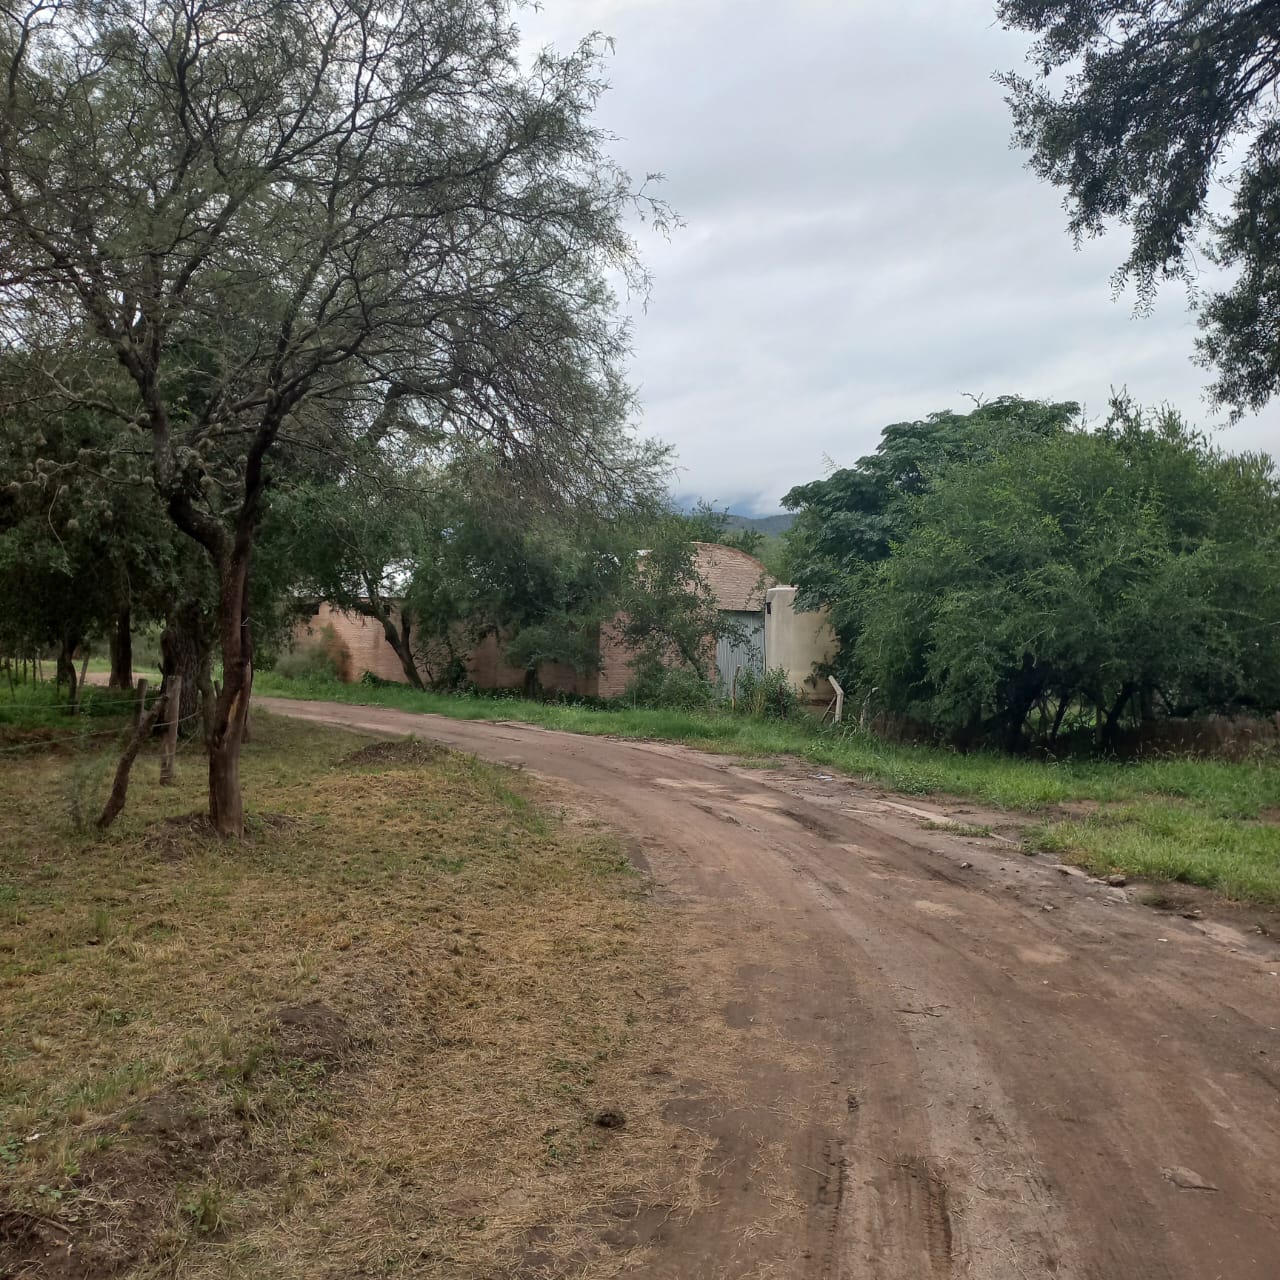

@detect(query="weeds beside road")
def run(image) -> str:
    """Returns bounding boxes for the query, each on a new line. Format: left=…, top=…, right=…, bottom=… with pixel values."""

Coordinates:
left=255, top=674, right=1280, bottom=905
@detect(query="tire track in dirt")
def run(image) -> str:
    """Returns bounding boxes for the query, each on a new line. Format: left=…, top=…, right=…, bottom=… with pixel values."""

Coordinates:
left=261, top=699, right=1280, bottom=1279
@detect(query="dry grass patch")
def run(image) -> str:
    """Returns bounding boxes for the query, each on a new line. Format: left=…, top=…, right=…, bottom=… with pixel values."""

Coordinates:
left=0, top=715, right=705, bottom=1278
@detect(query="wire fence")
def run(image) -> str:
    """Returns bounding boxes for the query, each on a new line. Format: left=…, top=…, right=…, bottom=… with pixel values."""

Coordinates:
left=0, top=697, right=152, bottom=710
left=0, top=708, right=206, bottom=757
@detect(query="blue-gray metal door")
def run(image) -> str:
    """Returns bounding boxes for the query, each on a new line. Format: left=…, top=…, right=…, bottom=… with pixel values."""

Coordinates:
left=717, top=610, right=764, bottom=692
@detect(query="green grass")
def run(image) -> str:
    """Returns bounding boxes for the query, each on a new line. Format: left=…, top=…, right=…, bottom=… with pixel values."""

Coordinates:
left=0, top=680, right=150, bottom=736
left=1025, top=803, right=1280, bottom=904
left=254, top=672, right=1280, bottom=905
left=83, top=657, right=163, bottom=683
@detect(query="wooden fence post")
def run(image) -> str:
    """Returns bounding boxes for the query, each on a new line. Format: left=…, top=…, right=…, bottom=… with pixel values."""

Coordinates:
left=134, top=678, right=149, bottom=728
left=73, top=653, right=89, bottom=715
left=159, top=675, right=182, bottom=785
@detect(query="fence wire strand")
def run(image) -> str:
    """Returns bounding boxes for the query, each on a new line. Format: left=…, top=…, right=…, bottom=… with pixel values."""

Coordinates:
left=0, top=708, right=206, bottom=756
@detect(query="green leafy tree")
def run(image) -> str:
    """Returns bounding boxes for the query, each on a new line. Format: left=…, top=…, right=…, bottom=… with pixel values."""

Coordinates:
left=680, top=501, right=767, bottom=557
left=0, top=360, right=184, bottom=706
left=278, top=431, right=669, bottom=691
left=782, top=396, right=1080, bottom=667
left=274, top=454, right=440, bottom=689
left=997, top=1, right=1280, bottom=412
left=0, top=0, right=665, bottom=833
left=614, top=515, right=741, bottom=685
left=854, top=405, right=1280, bottom=749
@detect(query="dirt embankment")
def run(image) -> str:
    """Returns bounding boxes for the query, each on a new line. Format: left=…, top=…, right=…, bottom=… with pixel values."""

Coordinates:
left=261, top=698, right=1280, bottom=1279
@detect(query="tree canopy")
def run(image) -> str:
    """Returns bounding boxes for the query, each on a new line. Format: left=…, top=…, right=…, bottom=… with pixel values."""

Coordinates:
left=997, top=1, right=1280, bottom=412
left=782, top=396, right=1080, bottom=661
left=0, top=0, right=661, bottom=832
left=784, top=397, right=1280, bottom=750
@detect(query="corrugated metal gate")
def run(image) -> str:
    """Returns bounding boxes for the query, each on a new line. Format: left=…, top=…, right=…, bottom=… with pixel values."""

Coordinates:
left=716, top=610, right=764, bottom=693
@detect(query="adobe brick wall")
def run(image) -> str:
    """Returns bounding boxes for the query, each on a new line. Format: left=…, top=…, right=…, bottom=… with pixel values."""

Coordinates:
left=293, top=542, right=772, bottom=696
left=596, top=614, right=634, bottom=700
left=693, top=542, right=769, bottom=611
left=467, top=632, right=597, bottom=697
left=291, top=608, right=597, bottom=694
left=302, top=605, right=408, bottom=682
left=594, top=545, right=772, bottom=698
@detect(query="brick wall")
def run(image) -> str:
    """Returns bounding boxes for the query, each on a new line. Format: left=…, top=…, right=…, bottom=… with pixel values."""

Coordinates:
left=596, top=614, right=634, bottom=700
left=291, top=607, right=597, bottom=694
left=467, top=631, right=597, bottom=697
left=302, top=605, right=408, bottom=682
left=693, top=542, right=769, bottom=611
left=294, top=540, right=772, bottom=696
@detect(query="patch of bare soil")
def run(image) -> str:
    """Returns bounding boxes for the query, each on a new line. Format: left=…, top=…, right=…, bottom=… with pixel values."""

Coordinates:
left=141, top=809, right=302, bottom=856
left=274, top=999, right=358, bottom=1064
left=1132, top=879, right=1278, bottom=939
left=342, top=737, right=447, bottom=767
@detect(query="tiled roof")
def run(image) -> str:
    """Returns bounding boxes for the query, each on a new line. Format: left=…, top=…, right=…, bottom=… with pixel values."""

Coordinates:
left=693, top=542, right=772, bottom=612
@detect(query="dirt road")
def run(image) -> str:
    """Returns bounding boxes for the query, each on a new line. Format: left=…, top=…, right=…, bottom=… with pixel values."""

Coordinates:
left=260, top=698, right=1280, bottom=1279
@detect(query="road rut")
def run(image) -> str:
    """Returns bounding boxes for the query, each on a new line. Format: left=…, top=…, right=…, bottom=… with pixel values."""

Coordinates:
left=261, top=697, right=1280, bottom=1279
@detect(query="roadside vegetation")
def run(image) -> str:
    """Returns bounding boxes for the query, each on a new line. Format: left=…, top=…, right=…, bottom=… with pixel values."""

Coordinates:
left=255, top=672, right=1280, bottom=907
left=0, top=714, right=696, bottom=1278
left=784, top=396, right=1280, bottom=754
left=0, top=682, right=143, bottom=737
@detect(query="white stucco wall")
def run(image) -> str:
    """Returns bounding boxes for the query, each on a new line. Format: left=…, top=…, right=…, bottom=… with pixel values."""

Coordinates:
left=764, top=586, right=838, bottom=704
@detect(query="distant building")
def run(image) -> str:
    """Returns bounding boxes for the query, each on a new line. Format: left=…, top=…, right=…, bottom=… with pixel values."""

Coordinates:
left=295, top=542, right=775, bottom=698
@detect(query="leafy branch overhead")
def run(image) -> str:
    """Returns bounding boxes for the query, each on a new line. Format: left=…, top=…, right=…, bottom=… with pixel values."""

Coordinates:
left=997, top=0, right=1280, bottom=412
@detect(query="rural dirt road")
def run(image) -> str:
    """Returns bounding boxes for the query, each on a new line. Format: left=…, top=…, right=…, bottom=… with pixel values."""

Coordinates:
left=261, top=698, right=1280, bottom=1279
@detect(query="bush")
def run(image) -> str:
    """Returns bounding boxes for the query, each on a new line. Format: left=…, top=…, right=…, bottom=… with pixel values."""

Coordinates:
left=625, top=662, right=717, bottom=711
left=274, top=625, right=352, bottom=682
left=734, top=667, right=799, bottom=720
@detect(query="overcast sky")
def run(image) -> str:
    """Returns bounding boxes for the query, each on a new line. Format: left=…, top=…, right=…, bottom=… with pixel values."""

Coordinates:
left=521, top=0, right=1278, bottom=515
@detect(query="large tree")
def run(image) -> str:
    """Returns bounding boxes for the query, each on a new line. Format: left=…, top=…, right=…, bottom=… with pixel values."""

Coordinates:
left=0, top=0, right=661, bottom=833
left=0, top=354, right=183, bottom=704
left=854, top=404, right=1280, bottom=749
left=997, top=1, right=1280, bottom=411
left=782, top=396, right=1079, bottom=668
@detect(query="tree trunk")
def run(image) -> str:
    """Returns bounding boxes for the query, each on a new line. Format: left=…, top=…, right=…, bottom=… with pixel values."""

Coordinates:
left=208, top=730, right=244, bottom=832
left=1048, top=696, right=1071, bottom=746
left=108, top=608, right=133, bottom=689
left=98, top=686, right=170, bottom=830
left=198, top=661, right=217, bottom=747
left=162, top=602, right=210, bottom=738
left=357, top=595, right=424, bottom=688
left=1102, top=683, right=1135, bottom=752
left=206, top=557, right=254, bottom=837
left=57, top=633, right=82, bottom=711
left=159, top=675, right=182, bottom=785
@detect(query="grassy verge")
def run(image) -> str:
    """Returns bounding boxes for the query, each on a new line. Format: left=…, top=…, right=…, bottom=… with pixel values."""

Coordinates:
left=0, top=714, right=692, bottom=1277
left=254, top=673, right=1280, bottom=906
left=0, top=681, right=148, bottom=746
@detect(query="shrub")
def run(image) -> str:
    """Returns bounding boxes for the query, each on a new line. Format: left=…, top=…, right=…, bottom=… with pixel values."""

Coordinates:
left=274, top=625, right=352, bottom=682
left=625, top=661, right=717, bottom=711
left=735, top=666, right=799, bottom=720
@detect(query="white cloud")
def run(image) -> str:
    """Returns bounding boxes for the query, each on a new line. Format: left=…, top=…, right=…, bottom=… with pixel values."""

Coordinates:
left=521, top=0, right=1280, bottom=511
